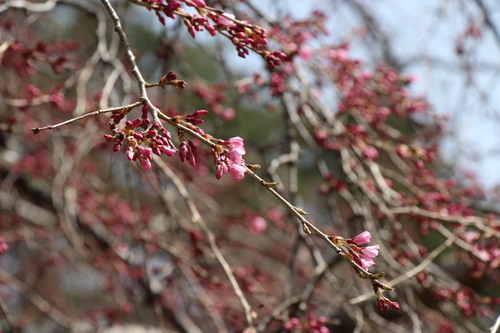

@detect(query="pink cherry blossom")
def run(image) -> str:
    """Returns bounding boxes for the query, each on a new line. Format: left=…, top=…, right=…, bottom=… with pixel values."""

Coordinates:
left=362, top=145, right=379, bottom=160
left=0, top=237, right=8, bottom=255
left=213, top=137, right=247, bottom=181
left=250, top=216, right=267, bottom=234
left=352, top=231, right=371, bottom=245
left=229, top=162, right=246, bottom=181
left=226, top=136, right=246, bottom=164
left=359, top=244, right=380, bottom=270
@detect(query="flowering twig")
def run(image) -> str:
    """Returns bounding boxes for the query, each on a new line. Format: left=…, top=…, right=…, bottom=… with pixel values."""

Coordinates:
left=29, top=0, right=399, bottom=313
left=26, top=0, right=397, bottom=312
left=243, top=165, right=398, bottom=307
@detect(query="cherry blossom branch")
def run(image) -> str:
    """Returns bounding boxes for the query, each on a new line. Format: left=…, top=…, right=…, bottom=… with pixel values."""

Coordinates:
left=28, top=6, right=397, bottom=314
left=30, top=102, right=142, bottom=134
left=349, top=231, right=457, bottom=305
left=242, top=166, right=396, bottom=298
left=99, top=0, right=162, bottom=124
left=126, top=0, right=286, bottom=67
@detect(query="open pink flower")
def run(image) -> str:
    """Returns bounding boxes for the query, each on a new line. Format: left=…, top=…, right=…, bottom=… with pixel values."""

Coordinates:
left=342, top=231, right=381, bottom=270
left=229, top=162, right=246, bottom=181
left=352, top=231, right=371, bottom=245
left=213, top=137, right=247, bottom=181
left=226, top=136, right=246, bottom=164
left=359, top=244, right=380, bottom=270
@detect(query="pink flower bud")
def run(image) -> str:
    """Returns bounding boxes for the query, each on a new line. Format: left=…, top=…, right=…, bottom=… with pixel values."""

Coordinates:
left=190, top=0, right=206, bottom=6
left=146, top=129, right=157, bottom=138
left=141, top=103, right=149, bottom=118
left=188, top=118, right=204, bottom=125
left=187, top=153, right=196, bottom=167
left=131, top=118, right=142, bottom=128
left=250, top=216, right=267, bottom=234
left=159, top=145, right=176, bottom=156
left=172, top=80, right=187, bottom=89
left=215, top=164, right=223, bottom=179
left=140, top=158, right=152, bottom=171
left=0, top=237, right=9, bottom=255
left=152, top=147, right=161, bottom=156
left=126, top=147, right=135, bottom=160
left=220, top=107, right=235, bottom=121
left=179, top=142, right=188, bottom=162
left=164, top=71, right=178, bottom=81
left=362, top=145, right=379, bottom=160
left=191, top=109, right=208, bottom=118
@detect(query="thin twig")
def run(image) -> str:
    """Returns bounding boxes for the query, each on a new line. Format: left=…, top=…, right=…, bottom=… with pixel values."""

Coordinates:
left=31, top=102, right=142, bottom=134
left=0, top=267, right=71, bottom=328
left=153, top=158, right=256, bottom=329
left=389, top=206, right=499, bottom=238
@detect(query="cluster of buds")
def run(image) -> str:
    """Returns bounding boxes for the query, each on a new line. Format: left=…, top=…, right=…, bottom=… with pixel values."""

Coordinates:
left=376, top=291, right=401, bottom=311
left=329, top=231, right=380, bottom=271
left=178, top=135, right=198, bottom=166
left=157, top=70, right=187, bottom=89
left=182, top=13, right=217, bottom=38
left=141, top=1, right=288, bottom=68
left=212, top=136, right=247, bottom=181
left=140, top=0, right=181, bottom=21
left=104, top=104, right=249, bottom=181
left=283, top=315, right=330, bottom=333
left=105, top=111, right=176, bottom=171
left=262, top=50, right=288, bottom=69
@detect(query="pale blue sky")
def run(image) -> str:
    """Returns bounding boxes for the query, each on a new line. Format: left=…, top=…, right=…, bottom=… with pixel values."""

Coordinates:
left=249, top=0, right=500, bottom=193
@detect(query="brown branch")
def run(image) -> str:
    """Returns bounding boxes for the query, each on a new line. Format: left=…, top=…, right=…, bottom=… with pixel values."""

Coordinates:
left=389, top=206, right=500, bottom=238
left=0, top=267, right=71, bottom=328
left=31, top=102, right=142, bottom=134
left=153, top=158, right=256, bottom=329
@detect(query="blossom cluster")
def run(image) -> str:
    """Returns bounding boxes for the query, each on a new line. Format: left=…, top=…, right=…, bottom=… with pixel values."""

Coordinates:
left=105, top=110, right=176, bottom=171
left=283, top=314, right=329, bottom=333
left=330, top=231, right=381, bottom=271
left=103, top=103, right=248, bottom=181
left=139, top=0, right=287, bottom=68
left=376, top=292, right=401, bottom=312
left=212, top=136, right=247, bottom=181
left=333, top=235, right=400, bottom=312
